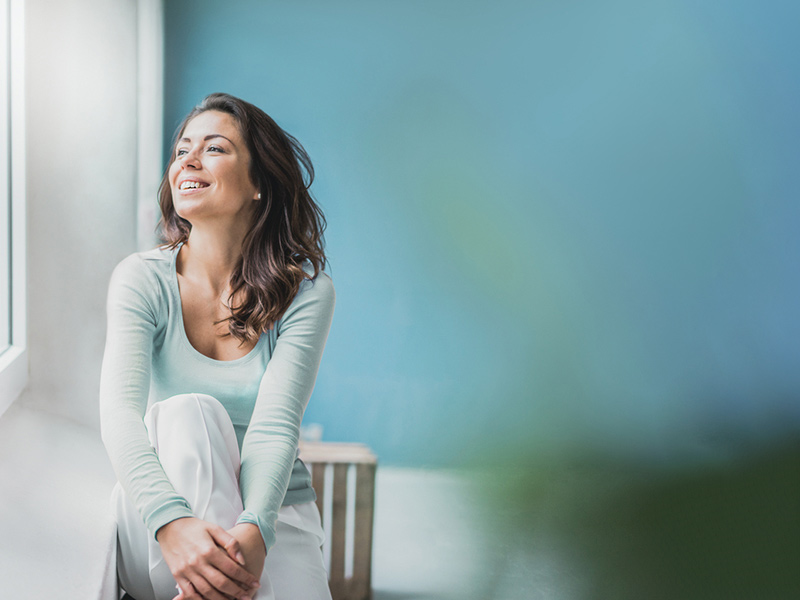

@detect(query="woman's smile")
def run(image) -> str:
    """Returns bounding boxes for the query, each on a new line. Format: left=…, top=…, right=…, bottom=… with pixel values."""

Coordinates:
left=177, top=177, right=210, bottom=193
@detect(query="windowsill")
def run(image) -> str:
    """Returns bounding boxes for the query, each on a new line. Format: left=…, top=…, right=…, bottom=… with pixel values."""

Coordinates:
left=0, top=346, right=27, bottom=418
left=0, top=402, right=117, bottom=597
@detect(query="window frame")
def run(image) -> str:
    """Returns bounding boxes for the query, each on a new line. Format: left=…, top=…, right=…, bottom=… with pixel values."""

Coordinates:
left=0, top=0, right=27, bottom=417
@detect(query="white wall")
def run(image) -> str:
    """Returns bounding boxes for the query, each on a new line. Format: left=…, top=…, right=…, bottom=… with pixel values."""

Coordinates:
left=20, top=0, right=140, bottom=428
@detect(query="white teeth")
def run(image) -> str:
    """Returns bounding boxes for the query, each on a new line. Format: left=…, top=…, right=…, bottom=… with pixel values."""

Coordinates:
left=180, top=181, right=205, bottom=190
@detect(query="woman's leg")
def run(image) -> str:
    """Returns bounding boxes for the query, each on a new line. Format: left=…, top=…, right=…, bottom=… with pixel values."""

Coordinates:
left=112, top=392, right=330, bottom=600
left=265, top=502, right=332, bottom=600
left=113, top=393, right=250, bottom=600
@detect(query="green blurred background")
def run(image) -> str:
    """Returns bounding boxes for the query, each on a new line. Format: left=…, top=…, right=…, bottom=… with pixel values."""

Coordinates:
left=163, top=1, right=800, bottom=595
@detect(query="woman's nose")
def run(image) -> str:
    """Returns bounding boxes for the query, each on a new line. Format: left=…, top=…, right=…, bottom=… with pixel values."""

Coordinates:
left=180, top=149, right=201, bottom=169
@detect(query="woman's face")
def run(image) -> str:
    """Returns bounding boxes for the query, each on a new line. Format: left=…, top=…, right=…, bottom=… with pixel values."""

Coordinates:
left=169, top=110, right=259, bottom=226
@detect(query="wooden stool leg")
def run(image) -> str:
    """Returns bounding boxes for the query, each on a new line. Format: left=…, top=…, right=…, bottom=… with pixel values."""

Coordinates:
left=312, top=462, right=326, bottom=530
left=352, top=463, right=375, bottom=600
left=329, top=463, right=349, bottom=599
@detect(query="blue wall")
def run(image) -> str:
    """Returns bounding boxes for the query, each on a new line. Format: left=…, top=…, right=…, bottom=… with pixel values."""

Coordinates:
left=164, top=1, right=800, bottom=466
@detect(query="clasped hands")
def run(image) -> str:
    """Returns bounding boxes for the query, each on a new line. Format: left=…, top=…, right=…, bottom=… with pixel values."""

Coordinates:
left=156, top=517, right=266, bottom=600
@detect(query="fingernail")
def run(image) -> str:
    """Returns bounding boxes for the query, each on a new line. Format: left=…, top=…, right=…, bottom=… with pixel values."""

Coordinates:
left=236, top=551, right=246, bottom=564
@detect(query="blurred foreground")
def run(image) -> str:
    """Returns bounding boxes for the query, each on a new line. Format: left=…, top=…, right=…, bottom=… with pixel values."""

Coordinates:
left=473, top=439, right=800, bottom=599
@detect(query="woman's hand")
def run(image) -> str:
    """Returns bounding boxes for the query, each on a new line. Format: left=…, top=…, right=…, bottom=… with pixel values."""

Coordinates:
left=156, top=517, right=261, bottom=600
left=227, top=523, right=267, bottom=581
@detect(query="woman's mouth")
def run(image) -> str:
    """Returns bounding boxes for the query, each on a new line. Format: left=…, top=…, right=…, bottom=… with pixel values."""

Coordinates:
left=179, top=180, right=210, bottom=191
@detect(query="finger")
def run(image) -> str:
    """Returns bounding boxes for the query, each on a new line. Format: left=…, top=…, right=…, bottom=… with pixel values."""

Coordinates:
left=206, top=525, right=237, bottom=553
left=206, top=532, right=260, bottom=588
left=204, top=548, right=262, bottom=596
left=190, top=572, right=233, bottom=600
left=226, top=538, right=246, bottom=566
left=207, top=526, right=246, bottom=566
left=181, top=577, right=221, bottom=600
left=201, top=563, right=254, bottom=600
left=174, top=579, right=196, bottom=600
left=186, top=545, right=254, bottom=599
left=219, top=532, right=245, bottom=566
left=208, top=548, right=261, bottom=590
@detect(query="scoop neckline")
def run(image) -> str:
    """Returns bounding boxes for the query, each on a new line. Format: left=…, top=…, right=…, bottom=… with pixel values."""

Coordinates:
left=168, top=243, right=265, bottom=366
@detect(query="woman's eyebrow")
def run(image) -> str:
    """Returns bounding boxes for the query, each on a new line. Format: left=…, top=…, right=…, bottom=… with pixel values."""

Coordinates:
left=178, top=134, right=236, bottom=147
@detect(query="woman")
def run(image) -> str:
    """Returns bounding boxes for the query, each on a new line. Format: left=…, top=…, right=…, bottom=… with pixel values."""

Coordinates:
left=99, top=93, right=335, bottom=600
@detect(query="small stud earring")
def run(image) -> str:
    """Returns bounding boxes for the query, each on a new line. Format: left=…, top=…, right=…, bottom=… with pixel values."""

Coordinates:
left=257, top=193, right=262, bottom=200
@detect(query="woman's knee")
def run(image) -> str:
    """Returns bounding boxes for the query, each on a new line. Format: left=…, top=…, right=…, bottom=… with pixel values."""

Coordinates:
left=145, top=393, right=238, bottom=456
left=147, top=392, right=229, bottom=428
left=144, top=393, right=242, bottom=493
left=154, top=391, right=224, bottom=414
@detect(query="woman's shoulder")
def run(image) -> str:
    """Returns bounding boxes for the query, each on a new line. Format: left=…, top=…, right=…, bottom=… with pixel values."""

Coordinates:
left=107, top=246, right=176, bottom=313
left=269, top=266, right=334, bottom=339
left=277, top=263, right=335, bottom=326
left=111, top=245, right=175, bottom=282
left=298, top=263, right=335, bottom=301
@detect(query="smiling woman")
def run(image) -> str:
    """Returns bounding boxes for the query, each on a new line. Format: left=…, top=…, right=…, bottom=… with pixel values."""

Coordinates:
left=100, top=93, right=334, bottom=600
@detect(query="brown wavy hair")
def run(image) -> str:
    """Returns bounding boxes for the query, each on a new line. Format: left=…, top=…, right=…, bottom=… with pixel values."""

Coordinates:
left=158, top=93, right=327, bottom=343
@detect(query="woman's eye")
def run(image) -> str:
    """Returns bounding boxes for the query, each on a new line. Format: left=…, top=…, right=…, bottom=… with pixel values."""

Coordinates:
left=207, top=145, right=224, bottom=153
left=176, top=148, right=188, bottom=157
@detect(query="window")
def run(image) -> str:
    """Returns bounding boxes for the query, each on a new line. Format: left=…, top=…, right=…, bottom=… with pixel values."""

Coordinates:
left=0, top=0, right=27, bottom=416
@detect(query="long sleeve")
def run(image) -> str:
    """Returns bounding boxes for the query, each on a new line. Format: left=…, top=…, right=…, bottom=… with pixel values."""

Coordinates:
left=99, top=255, right=194, bottom=539
left=235, top=272, right=335, bottom=551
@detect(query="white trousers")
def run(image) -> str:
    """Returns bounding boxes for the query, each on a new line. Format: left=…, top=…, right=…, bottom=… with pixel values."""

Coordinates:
left=111, top=393, right=331, bottom=600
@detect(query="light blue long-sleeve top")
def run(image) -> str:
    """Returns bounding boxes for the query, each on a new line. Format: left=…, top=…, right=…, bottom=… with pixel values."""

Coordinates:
left=99, top=243, right=335, bottom=552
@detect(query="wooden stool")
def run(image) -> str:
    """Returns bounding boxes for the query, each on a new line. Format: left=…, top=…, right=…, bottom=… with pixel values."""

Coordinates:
left=299, top=442, right=377, bottom=600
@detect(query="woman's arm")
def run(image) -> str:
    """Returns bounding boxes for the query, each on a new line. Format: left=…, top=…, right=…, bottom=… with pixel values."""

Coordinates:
left=100, top=255, right=259, bottom=599
left=236, top=272, right=336, bottom=552
left=99, top=254, right=195, bottom=532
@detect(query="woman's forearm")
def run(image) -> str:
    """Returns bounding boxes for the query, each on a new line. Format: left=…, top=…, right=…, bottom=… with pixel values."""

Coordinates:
left=237, top=273, right=335, bottom=551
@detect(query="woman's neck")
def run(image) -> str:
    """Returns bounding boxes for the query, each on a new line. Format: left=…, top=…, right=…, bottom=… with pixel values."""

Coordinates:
left=178, top=227, right=245, bottom=296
